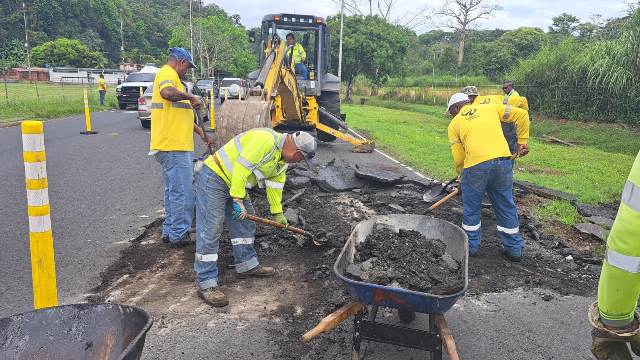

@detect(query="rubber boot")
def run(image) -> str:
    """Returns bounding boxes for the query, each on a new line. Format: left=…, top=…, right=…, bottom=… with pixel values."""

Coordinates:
left=238, top=265, right=276, bottom=278
left=588, top=302, right=639, bottom=360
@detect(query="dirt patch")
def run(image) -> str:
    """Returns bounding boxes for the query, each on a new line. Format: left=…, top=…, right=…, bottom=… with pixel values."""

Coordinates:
left=91, top=169, right=601, bottom=359
left=346, top=228, right=464, bottom=294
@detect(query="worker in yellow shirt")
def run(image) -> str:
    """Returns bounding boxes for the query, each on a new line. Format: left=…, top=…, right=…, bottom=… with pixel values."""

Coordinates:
left=447, top=93, right=530, bottom=261
left=150, top=47, right=208, bottom=248
left=461, top=85, right=529, bottom=156
left=286, top=33, right=307, bottom=79
left=502, top=81, right=520, bottom=97
left=98, top=74, right=107, bottom=106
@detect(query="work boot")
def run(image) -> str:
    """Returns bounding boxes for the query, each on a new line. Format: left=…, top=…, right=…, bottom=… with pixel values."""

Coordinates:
left=238, top=265, right=276, bottom=278
left=198, top=287, right=229, bottom=307
left=168, top=233, right=194, bottom=248
left=162, top=235, right=169, bottom=243
left=588, top=302, right=640, bottom=360
left=501, top=249, right=522, bottom=262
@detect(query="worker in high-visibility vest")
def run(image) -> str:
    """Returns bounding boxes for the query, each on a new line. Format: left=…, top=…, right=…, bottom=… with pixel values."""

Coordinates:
left=286, top=33, right=307, bottom=79
left=194, top=128, right=317, bottom=307
left=98, top=74, right=107, bottom=106
left=502, top=81, right=520, bottom=97
left=462, top=85, right=529, bottom=156
left=447, top=93, right=530, bottom=261
left=150, top=47, right=208, bottom=248
left=589, top=151, right=640, bottom=359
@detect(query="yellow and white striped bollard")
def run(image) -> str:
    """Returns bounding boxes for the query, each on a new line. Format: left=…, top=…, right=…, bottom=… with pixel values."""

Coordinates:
left=81, top=87, right=98, bottom=135
left=209, top=89, right=215, bottom=131
left=21, top=120, right=59, bottom=309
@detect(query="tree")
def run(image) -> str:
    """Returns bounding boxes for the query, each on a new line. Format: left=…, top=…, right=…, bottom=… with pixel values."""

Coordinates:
left=332, top=0, right=430, bottom=30
left=548, top=13, right=580, bottom=36
left=0, top=39, right=25, bottom=74
left=437, top=0, right=501, bottom=66
left=327, top=15, right=413, bottom=102
left=30, top=38, right=107, bottom=67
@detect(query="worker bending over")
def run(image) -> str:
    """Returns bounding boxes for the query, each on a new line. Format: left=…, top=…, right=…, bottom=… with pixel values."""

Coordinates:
left=286, top=33, right=307, bottom=80
left=589, top=151, right=640, bottom=359
left=461, top=85, right=529, bottom=156
left=447, top=93, right=530, bottom=261
left=194, top=128, right=317, bottom=307
left=150, top=47, right=207, bottom=248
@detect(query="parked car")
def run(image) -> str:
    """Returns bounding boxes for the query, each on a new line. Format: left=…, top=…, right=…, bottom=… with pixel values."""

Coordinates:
left=116, top=66, right=159, bottom=110
left=219, top=78, right=248, bottom=102
left=195, top=78, right=219, bottom=99
left=137, top=81, right=209, bottom=129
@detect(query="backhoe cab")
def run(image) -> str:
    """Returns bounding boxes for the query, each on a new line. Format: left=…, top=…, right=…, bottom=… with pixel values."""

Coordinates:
left=216, top=13, right=374, bottom=153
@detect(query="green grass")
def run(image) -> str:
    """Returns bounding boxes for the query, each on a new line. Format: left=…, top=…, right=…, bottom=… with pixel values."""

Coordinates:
left=534, top=199, right=583, bottom=226
left=344, top=100, right=639, bottom=205
left=0, top=82, right=117, bottom=122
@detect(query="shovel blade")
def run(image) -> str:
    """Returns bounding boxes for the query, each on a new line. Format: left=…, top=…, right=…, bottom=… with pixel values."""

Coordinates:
left=423, top=185, right=446, bottom=203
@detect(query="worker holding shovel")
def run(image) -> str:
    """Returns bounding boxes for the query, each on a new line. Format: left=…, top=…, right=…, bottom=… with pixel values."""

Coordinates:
left=194, top=128, right=317, bottom=307
left=446, top=93, right=530, bottom=261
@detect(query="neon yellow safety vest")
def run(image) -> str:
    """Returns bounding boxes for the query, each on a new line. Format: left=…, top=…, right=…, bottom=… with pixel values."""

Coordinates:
left=203, top=128, right=288, bottom=214
left=290, top=43, right=306, bottom=65
left=605, top=151, right=640, bottom=271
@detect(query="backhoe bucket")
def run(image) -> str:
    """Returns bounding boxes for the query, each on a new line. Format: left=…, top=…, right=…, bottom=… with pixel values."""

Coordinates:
left=217, top=99, right=271, bottom=145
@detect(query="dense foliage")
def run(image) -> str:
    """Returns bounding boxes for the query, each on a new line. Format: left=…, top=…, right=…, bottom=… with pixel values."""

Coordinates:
left=31, top=38, right=108, bottom=68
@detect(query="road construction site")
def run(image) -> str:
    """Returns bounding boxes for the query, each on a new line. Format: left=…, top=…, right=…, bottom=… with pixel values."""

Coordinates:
left=0, top=110, right=604, bottom=359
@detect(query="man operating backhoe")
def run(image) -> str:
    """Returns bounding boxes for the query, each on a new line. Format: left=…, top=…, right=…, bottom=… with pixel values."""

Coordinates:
left=286, top=33, right=308, bottom=79
left=194, top=128, right=317, bottom=307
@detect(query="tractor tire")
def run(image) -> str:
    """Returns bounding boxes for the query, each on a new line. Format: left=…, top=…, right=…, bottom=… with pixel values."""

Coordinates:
left=317, top=91, right=341, bottom=142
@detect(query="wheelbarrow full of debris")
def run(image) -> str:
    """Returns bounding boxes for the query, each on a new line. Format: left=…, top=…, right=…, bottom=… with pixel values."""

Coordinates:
left=0, top=303, right=153, bottom=360
left=303, top=214, right=468, bottom=360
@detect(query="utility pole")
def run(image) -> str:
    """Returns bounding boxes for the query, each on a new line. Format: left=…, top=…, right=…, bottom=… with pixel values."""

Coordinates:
left=120, top=7, right=125, bottom=66
left=189, top=0, right=195, bottom=80
left=337, top=0, right=345, bottom=81
left=23, top=1, right=31, bottom=82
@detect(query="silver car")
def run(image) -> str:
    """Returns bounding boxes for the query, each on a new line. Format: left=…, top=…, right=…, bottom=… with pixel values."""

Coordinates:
left=219, top=78, right=248, bottom=102
left=137, top=82, right=207, bottom=129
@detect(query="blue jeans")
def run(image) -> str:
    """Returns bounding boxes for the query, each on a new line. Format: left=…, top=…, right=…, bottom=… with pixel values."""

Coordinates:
left=99, top=90, right=106, bottom=105
left=461, top=158, right=524, bottom=257
left=194, top=165, right=259, bottom=290
left=295, top=63, right=308, bottom=80
left=155, top=151, right=194, bottom=243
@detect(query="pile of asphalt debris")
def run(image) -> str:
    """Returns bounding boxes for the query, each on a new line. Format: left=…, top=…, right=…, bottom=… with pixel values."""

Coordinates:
left=345, top=227, right=464, bottom=294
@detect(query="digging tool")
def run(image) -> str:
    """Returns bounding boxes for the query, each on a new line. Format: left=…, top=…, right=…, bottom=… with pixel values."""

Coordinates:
left=424, top=187, right=460, bottom=214
left=194, top=104, right=215, bottom=155
left=423, top=177, right=458, bottom=203
left=302, top=301, right=366, bottom=343
left=245, top=214, right=326, bottom=246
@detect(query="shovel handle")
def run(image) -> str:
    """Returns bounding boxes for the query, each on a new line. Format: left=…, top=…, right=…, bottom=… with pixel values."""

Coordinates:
left=426, top=187, right=460, bottom=213
left=302, top=302, right=366, bottom=342
left=245, top=214, right=310, bottom=237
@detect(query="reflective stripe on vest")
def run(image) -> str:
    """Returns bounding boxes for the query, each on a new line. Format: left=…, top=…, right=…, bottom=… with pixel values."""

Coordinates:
left=622, top=180, right=640, bottom=212
left=159, top=80, right=174, bottom=87
left=151, top=103, right=164, bottom=109
left=150, top=102, right=191, bottom=110
left=606, top=248, right=640, bottom=273
left=502, top=105, right=512, bottom=120
left=215, top=129, right=284, bottom=176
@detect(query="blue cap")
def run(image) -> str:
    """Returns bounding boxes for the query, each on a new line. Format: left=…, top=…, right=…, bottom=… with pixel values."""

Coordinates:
left=169, top=47, right=196, bottom=68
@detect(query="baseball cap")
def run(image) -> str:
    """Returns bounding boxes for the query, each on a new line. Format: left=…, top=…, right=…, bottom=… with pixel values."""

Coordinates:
left=292, top=131, right=317, bottom=168
left=447, top=93, right=469, bottom=111
left=169, top=47, right=196, bottom=68
left=461, top=86, right=479, bottom=96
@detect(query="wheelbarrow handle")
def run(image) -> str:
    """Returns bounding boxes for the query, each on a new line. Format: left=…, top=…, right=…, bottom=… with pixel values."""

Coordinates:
left=302, top=301, right=366, bottom=343
left=245, top=214, right=311, bottom=237
left=425, top=187, right=460, bottom=214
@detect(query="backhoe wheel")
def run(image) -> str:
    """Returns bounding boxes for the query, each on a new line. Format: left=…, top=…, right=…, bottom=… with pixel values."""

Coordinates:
left=317, top=91, right=341, bottom=142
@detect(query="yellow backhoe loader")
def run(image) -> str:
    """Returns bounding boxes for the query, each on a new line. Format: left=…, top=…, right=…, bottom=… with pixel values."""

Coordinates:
left=215, top=13, right=374, bottom=153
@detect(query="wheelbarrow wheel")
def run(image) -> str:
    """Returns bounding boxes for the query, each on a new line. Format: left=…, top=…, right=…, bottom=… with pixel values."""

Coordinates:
left=398, top=309, right=416, bottom=324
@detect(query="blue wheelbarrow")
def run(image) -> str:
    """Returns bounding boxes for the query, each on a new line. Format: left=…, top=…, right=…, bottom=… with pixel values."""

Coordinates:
left=303, top=215, right=468, bottom=360
left=0, top=303, right=153, bottom=360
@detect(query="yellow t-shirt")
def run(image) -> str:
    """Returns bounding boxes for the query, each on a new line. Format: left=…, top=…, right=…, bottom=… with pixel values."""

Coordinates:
left=475, top=94, right=529, bottom=111
left=448, top=103, right=530, bottom=174
left=149, top=65, right=194, bottom=151
left=98, top=78, right=106, bottom=91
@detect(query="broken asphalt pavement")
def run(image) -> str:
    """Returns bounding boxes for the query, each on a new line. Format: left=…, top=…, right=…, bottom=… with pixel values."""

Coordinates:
left=90, top=139, right=604, bottom=360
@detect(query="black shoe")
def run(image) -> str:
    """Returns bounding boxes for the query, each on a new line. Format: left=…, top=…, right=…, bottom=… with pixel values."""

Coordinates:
left=502, top=249, right=522, bottom=262
left=162, top=235, right=169, bottom=243
left=168, top=233, right=194, bottom=248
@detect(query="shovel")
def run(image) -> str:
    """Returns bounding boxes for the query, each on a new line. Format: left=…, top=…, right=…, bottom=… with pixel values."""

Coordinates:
left=424, top=187, right=459, bottom=214
left=245, top=214, right=327, bottom=246
left=423, top=177, right=458, bottom=203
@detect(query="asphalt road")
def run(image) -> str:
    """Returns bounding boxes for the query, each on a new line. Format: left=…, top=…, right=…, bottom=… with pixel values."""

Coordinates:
left=0, top=110, right=171, bottom=317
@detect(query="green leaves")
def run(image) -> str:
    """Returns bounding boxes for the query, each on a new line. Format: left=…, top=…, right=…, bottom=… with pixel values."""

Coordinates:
left=31, top=38, right=107, bottom=68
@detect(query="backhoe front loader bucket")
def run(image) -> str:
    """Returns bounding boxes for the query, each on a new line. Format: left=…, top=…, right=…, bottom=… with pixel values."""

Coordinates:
left=217, top=99, right=271, bottom=145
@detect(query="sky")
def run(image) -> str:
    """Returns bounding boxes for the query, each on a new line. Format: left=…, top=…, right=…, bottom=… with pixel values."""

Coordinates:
left=206, top=0, right=631, bottom=33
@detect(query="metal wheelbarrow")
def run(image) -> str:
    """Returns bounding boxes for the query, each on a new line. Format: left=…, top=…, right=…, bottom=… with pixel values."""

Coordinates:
left=304, top=215, right=468, bottom=359
left=0, top=303, right=153, bottom=360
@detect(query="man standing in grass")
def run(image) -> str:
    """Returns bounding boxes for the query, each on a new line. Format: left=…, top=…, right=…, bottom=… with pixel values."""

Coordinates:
left=98, top=74, right=107, bottom=106
left=446, top=93, right=530, bottom=261
left=589, top=151, right=640, bottom=359
left=502, top=81, right=519, bottom=97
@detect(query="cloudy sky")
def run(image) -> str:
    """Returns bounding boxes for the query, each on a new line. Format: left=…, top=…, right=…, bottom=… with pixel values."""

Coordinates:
left=207, top=0, right=630, bottom=32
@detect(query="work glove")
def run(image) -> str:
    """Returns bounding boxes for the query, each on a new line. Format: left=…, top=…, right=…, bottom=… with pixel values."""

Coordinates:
left=232, top=199, right=247, bottom=220
left=274, top=212, right=288, bottom=226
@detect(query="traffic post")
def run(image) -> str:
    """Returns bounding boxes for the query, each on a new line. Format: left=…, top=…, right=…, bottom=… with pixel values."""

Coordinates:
left=21, top=120, right=59, bottom=309
left=80, top=87, right=98, bottom=135
left=208, top=89, right=216, bottom=132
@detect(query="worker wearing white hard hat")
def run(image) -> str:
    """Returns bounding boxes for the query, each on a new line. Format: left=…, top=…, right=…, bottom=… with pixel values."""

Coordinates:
left=447, top=93, right=530, bottom=261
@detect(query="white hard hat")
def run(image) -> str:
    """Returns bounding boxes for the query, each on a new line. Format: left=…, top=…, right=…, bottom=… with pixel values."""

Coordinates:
left=447, top=93, right=470, bottom=111
left=292, top=131, right=317, bottom=167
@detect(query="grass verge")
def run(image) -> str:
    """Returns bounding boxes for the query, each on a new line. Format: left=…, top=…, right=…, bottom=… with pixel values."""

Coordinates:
left=534, top=199, right=583, bottom=226
left=343, top=99, right=639, bottom=205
